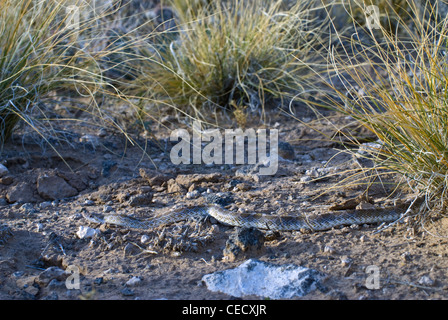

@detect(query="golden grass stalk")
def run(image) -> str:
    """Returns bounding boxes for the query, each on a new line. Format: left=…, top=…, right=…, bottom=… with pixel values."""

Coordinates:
left=323, top=0, right=448, bottom=220
left=0, top=0, right=121, bottom=145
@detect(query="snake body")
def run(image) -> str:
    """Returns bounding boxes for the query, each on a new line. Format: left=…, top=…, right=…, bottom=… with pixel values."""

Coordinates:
left=83, top=205, right=402, bottom=232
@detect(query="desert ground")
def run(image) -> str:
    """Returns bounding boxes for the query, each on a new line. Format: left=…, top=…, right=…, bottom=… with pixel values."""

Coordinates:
left=1, top=101, right=448, bottom=301
left=1, top=0, right=448, bottom=302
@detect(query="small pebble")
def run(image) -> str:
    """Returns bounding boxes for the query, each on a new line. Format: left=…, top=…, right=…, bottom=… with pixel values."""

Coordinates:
left=0, top=164, right=10, bottom=178
left=13, top=271, right=24, bottom=277
left=340, top=256, right=353, bottom=266
left=141, top=235, right=150, bottom=244
left=305, top=168, right=319, bottom=178
left=418, top=275, right=434, bottom=286
left=39, top=201, right=52, bottom=209
left=103, top=205, right=113, bottom=213
left=97, top=128, right=108, bottom=137
left=323, top=245, right=335, bottom=254
left=300, top=176, right=312, bottom=183
left=121, top=288, right=135, bottom=296
left=356, top=202, right=376, bottom=210
left=186, top=190, right=200, bottom=199
left=20, top=203, right=34, bottom=212
left=76, top=226, right=100, bottom=239
left=83, top=199, right=95, bottom=206
left=126, top=276, right=142, bottom=287
left=401, top=251, right=412, bottom=262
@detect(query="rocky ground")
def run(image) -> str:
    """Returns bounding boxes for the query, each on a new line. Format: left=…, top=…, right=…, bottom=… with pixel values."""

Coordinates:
left=1, top=99, right=448, bottom=301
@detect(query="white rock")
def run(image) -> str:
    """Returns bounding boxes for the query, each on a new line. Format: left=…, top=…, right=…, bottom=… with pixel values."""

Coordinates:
left=323, top=245, right=335, bottom=254
left=300, top=176, right=312, bottom=183
left=202, top=259, right=323, bottom=299
left=140, top=235, right=150, bottom=244
left=340, top=256, right=353, bottom=266
left=126, top=276, right=142, bottom=287
left=83, top=199, right=95, bottom=206
left=76, top=226, right=100, bottom=239
left=39, top=201, right=52, bottom=209
left=418, top=275, right=434, bottom=286
left=305, top=168, right=319, bottom=178
left=0, top=164, right=9, bottom=178
left=186, top=190, right=200, bottom=199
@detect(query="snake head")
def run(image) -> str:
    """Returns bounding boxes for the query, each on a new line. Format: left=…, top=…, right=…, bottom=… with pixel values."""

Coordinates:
left=81, top=212, right=105, bottom=224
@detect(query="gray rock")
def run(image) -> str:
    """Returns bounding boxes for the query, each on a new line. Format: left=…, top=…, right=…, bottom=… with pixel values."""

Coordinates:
left=0, top=175, right=13, bottom=185
left=0, top=164, right=9, bottom=178
left=37, top=174, right=78, bottom=200
left=20, top=203, right=36, bottom=213
left=128, top=193, right=153, bottom=207
left=278, top=141, right=295, bottom=160
left=121, top=288, right=135, bottom=296
left=6, top=182, right=36, bottom=203
left=39, top=201, right=52, bottom=209
left=101, top=160, right=117, bottom=178
left=223, top=228, right=265, bottom=261
left=140, top=235, right=150, bottom=244
left=418, top=275, right=435, bottom=286
left=83, top=199, right=95, bottom=206
left=186, top=190, right=200, bottom=199
left=202, top=259, right=324, bottom=299
left=125, top=276, right=142, bottom=287
left=35, top=267, right=68, bottom=287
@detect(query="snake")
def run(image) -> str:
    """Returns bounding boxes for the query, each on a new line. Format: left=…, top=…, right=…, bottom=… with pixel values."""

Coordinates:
left=82, top=204, right=403, bottom=232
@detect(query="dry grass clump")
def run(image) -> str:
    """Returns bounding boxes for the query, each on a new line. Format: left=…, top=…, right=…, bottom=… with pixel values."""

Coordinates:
left=125, top=0, right=327, bottom=122
left=324, top=1, right=448, bottom=221
left=0, top=0, right=131, bottom=146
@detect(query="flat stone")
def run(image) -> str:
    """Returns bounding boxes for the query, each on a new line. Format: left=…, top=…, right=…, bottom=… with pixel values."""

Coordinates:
left=6, top=182, right=36, bottom=203
left=139, top=168, right=173, bottom=187
left=175, top=173, right=223, bottom=188
left=35, top=267, right=68, bottom=287
left=37, top=174, right=78, bottom=200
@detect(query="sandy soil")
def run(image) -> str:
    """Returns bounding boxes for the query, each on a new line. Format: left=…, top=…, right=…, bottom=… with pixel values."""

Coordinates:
left=1, top=98, right=448, bottom=301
